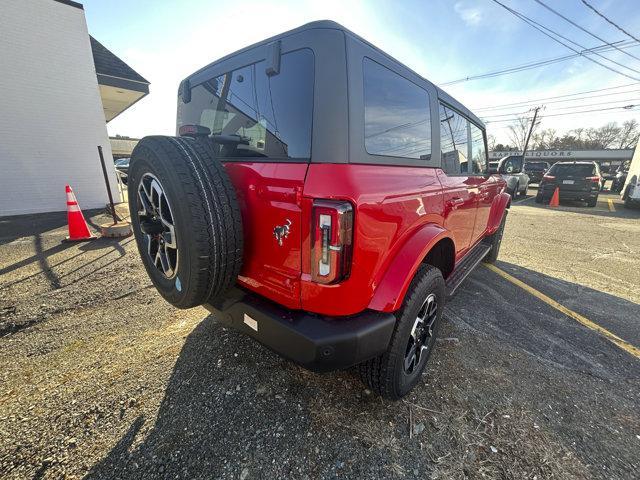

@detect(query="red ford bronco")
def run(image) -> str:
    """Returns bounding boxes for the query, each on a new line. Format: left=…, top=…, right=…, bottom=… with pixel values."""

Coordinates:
left=129, top=21, right=510, bottom=399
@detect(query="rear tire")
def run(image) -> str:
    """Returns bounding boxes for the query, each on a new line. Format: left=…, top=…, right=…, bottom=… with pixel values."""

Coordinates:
left=128, top=136, right=243, bottom=309
left=358, top=264, right=445, bottom=400
left=587, top=197, right=598, bottom=208
left=483, top=211, right=507, bottom=264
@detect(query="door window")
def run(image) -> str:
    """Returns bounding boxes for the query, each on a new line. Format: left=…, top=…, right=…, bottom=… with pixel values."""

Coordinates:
left=363, top=58, right=432, bottom=160
left=439, top=103, right=469, bottom=174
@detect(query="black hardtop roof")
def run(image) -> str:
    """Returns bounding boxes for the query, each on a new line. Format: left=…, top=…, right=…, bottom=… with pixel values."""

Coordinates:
left=183, top=20, right=483, bottom=128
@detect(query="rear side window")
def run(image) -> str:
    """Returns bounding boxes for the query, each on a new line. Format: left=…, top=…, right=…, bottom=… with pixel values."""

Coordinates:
left=469, top=122, right=487, bottom=174
left=439, top=103, right=469, bottom=174
left=178, top=49, right=314, bottom=160
left=439, top=103, right=486, bottom=175
left=548, top=163, right=596, bottom=176
left=363, top=58, right=432, bottom=160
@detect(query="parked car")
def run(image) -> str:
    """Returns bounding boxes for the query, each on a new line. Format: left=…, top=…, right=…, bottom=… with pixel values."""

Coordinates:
left=535, top=161, right=601, bottom=207
left=114, top=157, right=129, bottom=184
left=489, top=155, right=530, bottom=197
left=127, top=21, right=510, bottom=400
left=611, top=161, right=630, bottom=193
left=524, top=161, right=550, bottom=184
left=622, top=144, right=640, bottom=208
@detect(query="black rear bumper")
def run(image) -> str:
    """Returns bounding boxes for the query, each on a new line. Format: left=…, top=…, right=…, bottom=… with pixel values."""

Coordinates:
left=204, top=288, right=396, bottom=372
left=539, top=185, right=598, bottom=201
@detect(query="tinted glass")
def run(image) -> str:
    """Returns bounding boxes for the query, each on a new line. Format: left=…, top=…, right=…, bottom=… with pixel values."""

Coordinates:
left=469, top=122, right=487, bottom=174
left=525, top=162, right=548, bottom=171
left=548, top=163, right=596, bottom=177
left=439, top=103, right=469, bottom=174
left=363, top=58, right=431, bottom=160
left=178, top=49, right=314, bottom=160
left=502, top=157, right=522, bottom=173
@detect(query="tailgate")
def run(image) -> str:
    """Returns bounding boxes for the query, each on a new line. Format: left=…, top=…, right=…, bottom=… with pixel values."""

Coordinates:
left=223, top=162, right=308, bottom=310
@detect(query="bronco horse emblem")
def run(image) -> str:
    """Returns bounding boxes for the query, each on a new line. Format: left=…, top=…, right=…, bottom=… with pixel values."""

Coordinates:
left=273, top=219, right=291, bottom=246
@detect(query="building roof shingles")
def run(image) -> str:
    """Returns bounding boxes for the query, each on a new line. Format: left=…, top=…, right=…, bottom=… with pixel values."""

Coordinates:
left=90, top=36, right=149, bottom=84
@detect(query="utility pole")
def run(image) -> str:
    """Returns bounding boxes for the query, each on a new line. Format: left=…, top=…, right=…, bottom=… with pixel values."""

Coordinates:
left=521, top=106, right=541, bottom=161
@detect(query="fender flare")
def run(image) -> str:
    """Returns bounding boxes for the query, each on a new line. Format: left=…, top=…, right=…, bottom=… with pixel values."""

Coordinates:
left=368, top=223, right=454, bottom=312
left=486, top=192, right=511, bottom=235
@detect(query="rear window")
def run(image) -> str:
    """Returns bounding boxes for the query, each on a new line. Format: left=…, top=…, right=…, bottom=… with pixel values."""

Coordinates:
left=548, top=163, right=596, bottom=177
left=525, top=162, right=548, bottom=170
left=363, top=58, right=432, bottom=160
left=177, top=49, right=314, bottom=160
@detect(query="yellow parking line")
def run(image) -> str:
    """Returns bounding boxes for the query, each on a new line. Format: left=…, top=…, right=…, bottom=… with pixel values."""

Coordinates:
left=608, top=198, right=616, bottom=212
left=484, top=264, right=640, bottom=359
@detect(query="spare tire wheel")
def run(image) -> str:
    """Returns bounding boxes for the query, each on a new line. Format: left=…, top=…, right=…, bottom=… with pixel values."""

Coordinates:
left=128, top=135, right=243, bottom=309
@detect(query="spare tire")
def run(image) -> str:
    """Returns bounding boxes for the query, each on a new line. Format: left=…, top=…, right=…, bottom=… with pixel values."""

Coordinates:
left=128, top=136, right=243, bottom=309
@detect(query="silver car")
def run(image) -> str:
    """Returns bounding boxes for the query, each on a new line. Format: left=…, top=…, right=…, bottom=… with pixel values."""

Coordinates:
left=489, top=155, right=530, bottom=198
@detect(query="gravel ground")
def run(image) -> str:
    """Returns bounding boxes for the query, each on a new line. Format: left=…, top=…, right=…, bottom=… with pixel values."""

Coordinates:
left=1, top=191, right=639, bottom=479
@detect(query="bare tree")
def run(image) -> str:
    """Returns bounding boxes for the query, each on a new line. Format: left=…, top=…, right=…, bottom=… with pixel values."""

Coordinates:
left=532, top=128, right=558, bottom=149
left=586, top=122, right=621, bottom=148
left=506, top=117, right=529, bottom=150
left=617, top=119, right=639, bottom=148
left=487, top=134, right=497, bottom=151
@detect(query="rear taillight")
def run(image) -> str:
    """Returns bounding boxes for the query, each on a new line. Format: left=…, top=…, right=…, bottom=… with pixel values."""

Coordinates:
left=587, top=176, right=600, bottom=183
left=311, top=200, right=353, bottom=284
left=543, top=175, right=555, bottom=181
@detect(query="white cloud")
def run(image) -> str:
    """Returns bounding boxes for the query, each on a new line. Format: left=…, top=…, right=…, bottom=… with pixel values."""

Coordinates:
left=454, top=1, right=483, bottom=27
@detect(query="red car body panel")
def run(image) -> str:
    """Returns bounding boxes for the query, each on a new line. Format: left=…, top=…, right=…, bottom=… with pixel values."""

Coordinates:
left=299, top=164, right=445, bottom=316
left=368, top=223, right=452, bottom=312
left=225, top=162, right=509, bottom=316
left=223, top=161, right=307, bottom=310
left=487, top=191, right=512, bottom=234
left=223, top=162, right=507, bottom=317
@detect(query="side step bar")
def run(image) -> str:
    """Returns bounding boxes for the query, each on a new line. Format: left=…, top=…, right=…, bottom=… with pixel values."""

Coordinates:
left=445, top=241, right=492, bottom=298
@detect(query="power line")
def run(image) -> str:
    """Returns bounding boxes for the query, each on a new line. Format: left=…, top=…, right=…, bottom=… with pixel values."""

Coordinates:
left=532, top=0, right=640, bottom=62
left=473, top=82, right=639, bottom=110
left=580, top=0, right=640, bottom=44
left=514, top=2, right=640, bottom=75
left=484, top=104, right=639, bottom=123
left=441, top=40, right=638, bottom=86
left=481, top=97, right=640, bottom=120
left=478, top=91, right=640, bottom=116
left=474, top=87, right=640, bottom=112
left=489, top=0, right=640, bottom=81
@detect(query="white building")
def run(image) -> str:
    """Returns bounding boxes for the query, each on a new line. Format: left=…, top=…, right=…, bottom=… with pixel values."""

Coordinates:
left=0, top=0, right=149, bottom=217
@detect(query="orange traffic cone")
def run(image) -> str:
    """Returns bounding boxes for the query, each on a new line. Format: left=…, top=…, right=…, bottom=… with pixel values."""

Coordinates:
left=63, top=185, right=96, bottom=242
left=549, top=187, right=560, bottom=208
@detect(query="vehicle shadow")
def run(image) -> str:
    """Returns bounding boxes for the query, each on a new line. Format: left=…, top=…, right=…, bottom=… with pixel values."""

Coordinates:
left=83, top=314, right=354, bottom=479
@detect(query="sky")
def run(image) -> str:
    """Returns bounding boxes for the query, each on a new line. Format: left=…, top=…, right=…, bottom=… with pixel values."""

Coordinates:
left=81, top=0, right=640, bottom=145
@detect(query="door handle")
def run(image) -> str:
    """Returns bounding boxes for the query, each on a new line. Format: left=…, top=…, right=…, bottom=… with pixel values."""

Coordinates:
left=447, top=197, right=465, bottom=209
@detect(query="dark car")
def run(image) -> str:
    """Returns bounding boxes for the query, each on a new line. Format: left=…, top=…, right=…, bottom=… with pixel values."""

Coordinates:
left=114, top=157, right=129, bottom=184
left=611, top=161, right=630, bottom=193
left=535, top=161, right=601, bottom=207
left=524, top=161, right=550, bottom=184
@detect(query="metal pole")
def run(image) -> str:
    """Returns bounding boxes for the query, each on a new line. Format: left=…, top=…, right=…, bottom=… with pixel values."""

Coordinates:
left=522, top=106, right=540, bottom=161
left=98, top=145, right=118, bottom=224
